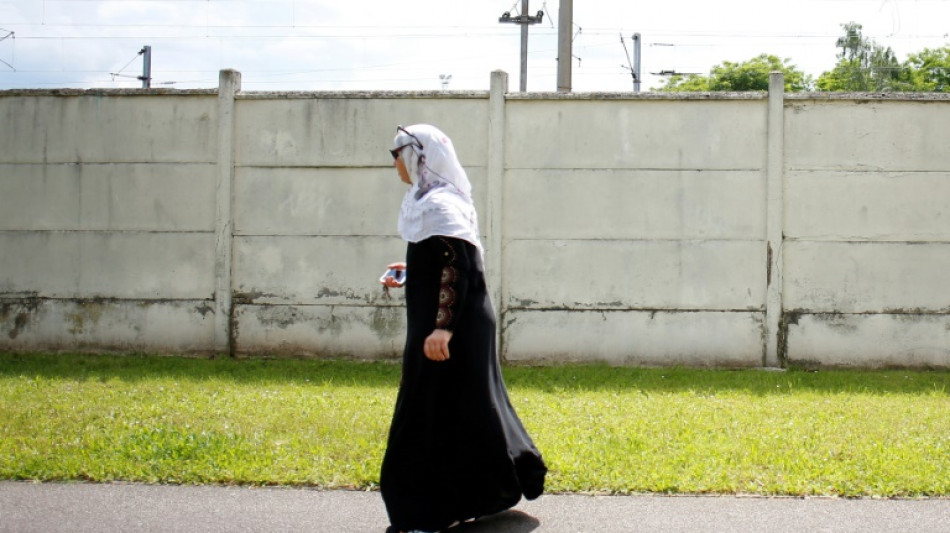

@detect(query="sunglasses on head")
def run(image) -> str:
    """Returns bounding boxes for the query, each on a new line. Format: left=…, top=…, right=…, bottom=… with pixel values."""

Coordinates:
left=390, top=126, right=423, bottom=160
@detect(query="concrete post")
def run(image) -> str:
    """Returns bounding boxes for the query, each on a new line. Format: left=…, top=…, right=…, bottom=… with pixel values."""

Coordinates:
left=765, top=72, right=785, bottom=367
left=488, top=70, right=508, bottom=356
left=214, top=69, right=241, bottom=355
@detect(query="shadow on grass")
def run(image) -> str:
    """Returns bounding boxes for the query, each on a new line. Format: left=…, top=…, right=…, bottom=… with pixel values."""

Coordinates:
left=0, top=352, right=401, bottom=387
left=1, top=353, right=948, bottom=396
left=504, top=363, right=950, bottom=396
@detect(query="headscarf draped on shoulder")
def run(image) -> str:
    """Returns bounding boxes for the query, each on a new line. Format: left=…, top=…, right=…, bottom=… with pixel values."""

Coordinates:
left=393, top=124, right=481, bottom=249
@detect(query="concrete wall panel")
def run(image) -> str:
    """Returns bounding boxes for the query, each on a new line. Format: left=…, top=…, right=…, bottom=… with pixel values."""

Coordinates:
left=506, top=239, right=765, bottom=311
left=784, top=242, right=950, bottom=313
left=0, top=298, right=215, bottom=353
left=0, top=95, right=217, bottom=164
left=786, top=101, right=950, bottom=171
left=786, top=170, right=950, bottom=241
left=232, top=235, right=406, bottom=305
left=0, top=163, right=215, bottom=232
left=234, top=97, right=489, bottom=167
left=503, top=309, right=763, bottom=366
left=505, top=169, right=765, bottom=240
left=234, top=167, right=401, bottom=237
left=506, top=99, right=767, bottom=170
left=233, top=304, right=404, bottom=359
left=0, top=164, right=81, bottom=230
left=0, top=232, right=215, bottom=299
left=234, top=166, right=488, bottom=237
left=786, top=313, right=950, bottom=368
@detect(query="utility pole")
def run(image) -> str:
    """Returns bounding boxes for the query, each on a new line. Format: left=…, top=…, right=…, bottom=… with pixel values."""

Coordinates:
left=621, top=33, right=641, bottom=92
left=556, top=0, right=572, bottom=92
left=139, top=45, right=151, bottom=89
left=499, top=1, right=543, bottom=92
left=632, top=33, right=641, bottom=92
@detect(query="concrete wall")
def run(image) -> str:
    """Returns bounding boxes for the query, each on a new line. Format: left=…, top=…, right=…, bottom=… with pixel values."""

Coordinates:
left=1, top=71, right=948, bottom=368
left=0, top=90, right=219, bottom=353
left=229, top=89, right=491, bottom=359
left=782, top=96, right=950, bottom=367
left=500, top=96, right=768, bottom=367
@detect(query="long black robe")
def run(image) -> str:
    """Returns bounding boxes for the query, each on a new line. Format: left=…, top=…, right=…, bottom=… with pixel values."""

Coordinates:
left=380, top=236, right=547, bottom=532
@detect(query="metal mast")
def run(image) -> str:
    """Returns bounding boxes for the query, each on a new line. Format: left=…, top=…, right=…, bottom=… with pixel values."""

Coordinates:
left=621, top=33, right=641, bottom=92
left=556, top=0, right=572, bottom=92
left=138, top=45, right=151, bottom=89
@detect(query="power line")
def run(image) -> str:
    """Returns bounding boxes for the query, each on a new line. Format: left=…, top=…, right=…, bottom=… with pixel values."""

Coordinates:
left=109, top=49, right=143, bottom=79
left=10, top=16, right=950, bottom=40
left=4, top=1, right=948, bottom=92
left=0, top=28, right=14, bottom=71
left=8, top=15, right=949, bottom=43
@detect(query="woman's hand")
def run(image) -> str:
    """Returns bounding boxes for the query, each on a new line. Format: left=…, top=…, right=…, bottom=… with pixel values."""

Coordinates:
left=424, top=329, right=453, bottom=362
left=381, top=262, right=407, bottom=288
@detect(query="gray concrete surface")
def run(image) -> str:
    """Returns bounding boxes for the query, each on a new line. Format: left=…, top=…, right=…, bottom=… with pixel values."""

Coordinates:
left=6, top=79, right=950, bottom=369
left=1, top=481, right=949, bottom=532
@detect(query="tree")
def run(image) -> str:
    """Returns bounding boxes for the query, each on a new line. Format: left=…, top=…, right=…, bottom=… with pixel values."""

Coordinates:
left=658, top=54, right=811, bottom=92
left=815, top=22, right=907, bottom=92
left=658, top=73, right=710, bottom=92
left=902, top=46, right=950, bottom=92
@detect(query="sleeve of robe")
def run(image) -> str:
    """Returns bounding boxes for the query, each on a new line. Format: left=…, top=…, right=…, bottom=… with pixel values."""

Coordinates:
left=432, top=236, right=472, bottom=332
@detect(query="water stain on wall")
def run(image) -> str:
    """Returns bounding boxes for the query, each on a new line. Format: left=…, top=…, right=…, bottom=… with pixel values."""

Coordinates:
left=1, top=296, right=41, bottom=340
left=66, top=300, right=105, bottom=335
left=371, top=306, right=403, bottom=340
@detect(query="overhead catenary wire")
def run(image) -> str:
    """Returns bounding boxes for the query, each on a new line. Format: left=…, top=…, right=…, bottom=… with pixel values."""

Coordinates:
left=0, top=28, right=14, bottom=71
left=109, top=49, right=143, bottom=81
left=4, top=0, right=949, bottom=91
left=12, top=22, right=949, bottom=40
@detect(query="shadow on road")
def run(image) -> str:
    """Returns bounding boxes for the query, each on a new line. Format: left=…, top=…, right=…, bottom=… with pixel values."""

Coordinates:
left=454, top=510, right=540, bottom=533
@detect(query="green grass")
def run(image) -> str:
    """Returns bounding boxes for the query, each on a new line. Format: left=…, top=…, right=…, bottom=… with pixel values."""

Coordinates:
left=2, top=352, right=949, bottom=497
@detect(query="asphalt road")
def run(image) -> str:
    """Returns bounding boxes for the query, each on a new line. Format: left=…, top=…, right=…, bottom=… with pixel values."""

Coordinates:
left=2, top=481, right=949, bottom=532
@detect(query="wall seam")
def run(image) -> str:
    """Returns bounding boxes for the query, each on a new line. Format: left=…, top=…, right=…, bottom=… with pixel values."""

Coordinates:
left=765, top=72, right=785, bottom=368
left=214, top=69, right=241, bottom=356
left=488, top=70, right=508, bottom=359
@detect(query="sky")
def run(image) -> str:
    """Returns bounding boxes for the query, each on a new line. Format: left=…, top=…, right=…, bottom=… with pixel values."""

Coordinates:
left=1, top=0, right=949, bottom=92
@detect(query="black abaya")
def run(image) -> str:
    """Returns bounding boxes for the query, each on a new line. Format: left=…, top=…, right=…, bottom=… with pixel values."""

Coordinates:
left=380, top=236, right=547, bottom=532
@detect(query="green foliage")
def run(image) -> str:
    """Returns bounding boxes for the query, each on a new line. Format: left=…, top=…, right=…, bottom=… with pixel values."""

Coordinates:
left=815, top=22, right=950, bottom=92
left=902, top=46, right=950, bottom=92
left=654, top=21, right=948, bottom=93
left=659, top=74, right=710, bottom=92
left=3, top=353, right=950, bottom=496
left=659, top=54, right=811, bottom=92
left=710, top=54, right=811, bottom=92
left=815, top=22, right=907, bottom=92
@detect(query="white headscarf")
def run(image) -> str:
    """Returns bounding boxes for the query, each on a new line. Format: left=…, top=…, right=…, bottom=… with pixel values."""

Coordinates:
left=393, top=124, right=482, bottom=249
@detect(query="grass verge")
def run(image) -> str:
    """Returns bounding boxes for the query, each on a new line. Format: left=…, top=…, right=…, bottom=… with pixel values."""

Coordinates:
left=2, top=352, right=949, bottom=497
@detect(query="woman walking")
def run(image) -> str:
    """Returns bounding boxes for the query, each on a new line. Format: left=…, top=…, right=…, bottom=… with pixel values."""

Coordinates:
left=379, top=124, right=546, bottom=533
